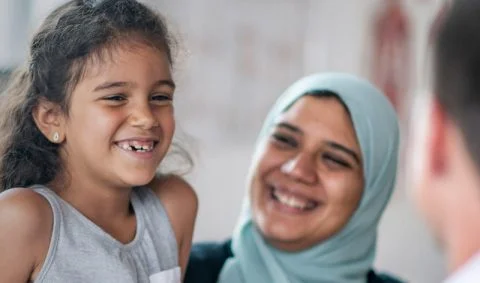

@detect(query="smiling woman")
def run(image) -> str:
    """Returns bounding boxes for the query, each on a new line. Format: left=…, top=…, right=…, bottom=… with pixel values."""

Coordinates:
left=251, top=92, right=365, bottom=252
left=185, top=73, right=403, bottom=283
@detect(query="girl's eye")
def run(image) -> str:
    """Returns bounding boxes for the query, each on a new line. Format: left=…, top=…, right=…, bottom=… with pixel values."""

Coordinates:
left=151, top=94, right=172, bottom=102
left=103, top=94, right=126, bottom=102
left=322, top=153, right=352, bottom=169
left=271, top=133, right=298, bottom=148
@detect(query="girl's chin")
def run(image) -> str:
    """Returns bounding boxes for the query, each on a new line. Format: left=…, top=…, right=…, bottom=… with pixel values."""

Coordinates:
left=122, top=174, right=156, bottom=187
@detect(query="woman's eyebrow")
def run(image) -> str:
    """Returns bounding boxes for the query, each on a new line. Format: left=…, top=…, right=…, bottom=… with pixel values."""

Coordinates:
left=276, top=122, right=303, bottom=134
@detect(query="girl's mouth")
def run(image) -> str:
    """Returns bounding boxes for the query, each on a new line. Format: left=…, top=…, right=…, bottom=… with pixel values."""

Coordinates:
left=115, top=140, right=158, bottom=152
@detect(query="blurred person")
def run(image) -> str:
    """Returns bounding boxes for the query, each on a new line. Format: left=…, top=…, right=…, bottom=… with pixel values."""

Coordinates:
left=408, top=0, right=480, bottom=282
left=185, top=73, right=404, bottom=283
left=0, top=0, right=198, bottom=282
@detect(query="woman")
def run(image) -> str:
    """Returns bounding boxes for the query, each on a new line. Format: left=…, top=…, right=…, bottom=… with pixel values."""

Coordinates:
left=185, top=73, right=403, bottom=283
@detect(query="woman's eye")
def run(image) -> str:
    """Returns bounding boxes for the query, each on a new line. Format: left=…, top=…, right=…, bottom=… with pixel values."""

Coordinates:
left=323, top=153, right=351, bottom=169
left=272, top=133, right=297, bottom=148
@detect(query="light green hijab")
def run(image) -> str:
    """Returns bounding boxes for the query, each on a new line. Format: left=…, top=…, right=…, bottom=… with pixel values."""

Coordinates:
left=218, top=73, right=399, bottom=283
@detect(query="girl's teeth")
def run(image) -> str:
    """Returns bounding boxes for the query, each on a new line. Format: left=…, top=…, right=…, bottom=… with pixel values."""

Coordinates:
left=117, top=141, right=154, bottom=152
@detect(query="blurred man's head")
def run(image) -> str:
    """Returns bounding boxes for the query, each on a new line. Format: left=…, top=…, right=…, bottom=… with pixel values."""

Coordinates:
left=408, top=0, right=480, bottom=271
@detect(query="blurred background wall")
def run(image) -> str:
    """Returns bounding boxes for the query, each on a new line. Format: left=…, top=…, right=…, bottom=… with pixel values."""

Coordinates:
left=0, top=0, right=448, bottom=282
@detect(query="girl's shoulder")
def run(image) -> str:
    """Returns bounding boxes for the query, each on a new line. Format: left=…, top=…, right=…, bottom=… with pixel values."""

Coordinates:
left=0, top=188, right=53, bottom=280
left=148, top=174, right=198, bottom=227
left=149, top=174, right=198, bottom=207
left=148, top=174, right=198, bottom=277
left=0, top=188, right=53, bottom=237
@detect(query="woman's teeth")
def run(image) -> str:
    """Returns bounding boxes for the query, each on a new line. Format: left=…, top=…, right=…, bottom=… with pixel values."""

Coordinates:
left=271, top=187, right=316, bottom=211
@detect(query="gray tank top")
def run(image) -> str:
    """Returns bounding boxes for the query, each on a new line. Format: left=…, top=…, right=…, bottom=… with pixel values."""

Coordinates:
left=31, top=185, right=180, bottom=283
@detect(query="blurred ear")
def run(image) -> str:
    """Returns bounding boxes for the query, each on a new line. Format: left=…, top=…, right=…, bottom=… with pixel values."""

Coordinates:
left=32, top=98, right=66, bottom=143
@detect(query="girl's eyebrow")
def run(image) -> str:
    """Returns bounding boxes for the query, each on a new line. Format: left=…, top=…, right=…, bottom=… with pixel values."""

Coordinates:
left=152, top=79, right=176, bottom=90
left=93, top=81, right=129, bottom=92
left=93, top=79, right=176, bottom=92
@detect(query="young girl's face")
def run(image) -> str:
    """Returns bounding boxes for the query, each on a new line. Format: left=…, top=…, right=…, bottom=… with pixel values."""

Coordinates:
left=60, top=43, right=175, bottom=188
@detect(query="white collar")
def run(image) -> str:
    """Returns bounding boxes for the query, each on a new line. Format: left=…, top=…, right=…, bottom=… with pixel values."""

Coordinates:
left=444, top=251, right=480, bottom=283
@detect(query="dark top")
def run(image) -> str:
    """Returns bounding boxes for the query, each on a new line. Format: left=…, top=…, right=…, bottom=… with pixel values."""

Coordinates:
left=185, top=239, right=405, bottom=283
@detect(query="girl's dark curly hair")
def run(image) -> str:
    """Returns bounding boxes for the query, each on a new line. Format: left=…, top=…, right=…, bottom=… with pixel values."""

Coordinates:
left=0, top=0, right=189, bottom=191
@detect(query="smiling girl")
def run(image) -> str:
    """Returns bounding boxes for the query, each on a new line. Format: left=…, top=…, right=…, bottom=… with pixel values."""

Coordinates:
left=0, top=1, right=197, bottom=282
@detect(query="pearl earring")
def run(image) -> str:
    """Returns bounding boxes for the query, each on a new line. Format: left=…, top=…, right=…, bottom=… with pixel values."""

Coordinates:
left=52, top=132, right=60, bottom=142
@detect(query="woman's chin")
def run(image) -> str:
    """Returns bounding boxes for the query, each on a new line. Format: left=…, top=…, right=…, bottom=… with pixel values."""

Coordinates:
left=263, top=234, right=313, bottom=252
left=255, top=218, right=308, bottom=250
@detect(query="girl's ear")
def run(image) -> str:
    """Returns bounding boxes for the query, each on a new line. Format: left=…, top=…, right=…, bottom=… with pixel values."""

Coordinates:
left=32, top=98, right=66, bottom=143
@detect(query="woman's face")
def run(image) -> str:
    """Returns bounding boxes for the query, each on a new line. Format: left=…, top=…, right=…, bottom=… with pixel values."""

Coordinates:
left=250, top=95, right=364, bottom=251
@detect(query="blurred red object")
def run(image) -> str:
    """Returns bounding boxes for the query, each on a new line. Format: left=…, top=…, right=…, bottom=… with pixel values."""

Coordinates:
left=371, top=0, right=410, bottom=116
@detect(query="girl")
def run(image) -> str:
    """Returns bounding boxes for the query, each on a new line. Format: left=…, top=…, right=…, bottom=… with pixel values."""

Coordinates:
left=185, top=73, right=403, bottom=283
left=0, top=0, right=197, bottom=282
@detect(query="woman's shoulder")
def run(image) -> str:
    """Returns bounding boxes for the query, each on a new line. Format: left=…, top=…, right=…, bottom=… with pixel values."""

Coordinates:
left=189, top=239, right=234, bottom=261
left=184, top=239, right=233, bottom=283
left=367, top=269, right=406, bottom=283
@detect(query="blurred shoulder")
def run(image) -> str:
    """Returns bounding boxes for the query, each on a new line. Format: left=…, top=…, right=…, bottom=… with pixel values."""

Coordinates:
left=185, top=239, right=233, bottom=283
left=367, top=269, right=405, bottom=283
